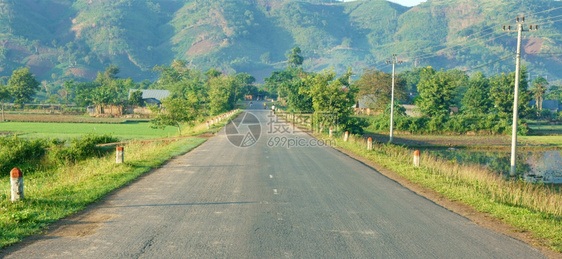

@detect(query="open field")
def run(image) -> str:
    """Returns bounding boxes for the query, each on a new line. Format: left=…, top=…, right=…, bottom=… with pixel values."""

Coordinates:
left=528, top=123, right=562, bottom=136
left=0, top=122, right=179, bottom=140
left=2, top=113, right=147, bottom=124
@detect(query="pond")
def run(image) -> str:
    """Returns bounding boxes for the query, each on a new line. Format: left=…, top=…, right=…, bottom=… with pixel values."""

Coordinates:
left=427, top=148, right=562, bottom=184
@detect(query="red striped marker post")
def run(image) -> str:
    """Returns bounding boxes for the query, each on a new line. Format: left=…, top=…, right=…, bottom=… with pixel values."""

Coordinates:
left=344, top=131, right=349, bottom=142
left=116, top=146, right=124, bottom=164
left=206, top=121, right=210, bottom=129
left=329, top=127, right=333, bottom=137
left=413, top=150, right=420, bottom=167
left=367, top=137, right=373, bottom=151
left=10, top=168, right=24, bottom=202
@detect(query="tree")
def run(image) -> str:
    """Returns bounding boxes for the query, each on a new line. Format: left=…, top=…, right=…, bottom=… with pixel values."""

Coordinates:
left=129, top=90, right=144, bottom=107
left=0, top=84, right=10, bottom=121
left=95, top=65, right=120, bottom=86
left=400, top=67, right=424, bottom=94
left=461, top=72, right=491, bottom=115
left=417, top=67, right=463, bottom=117
left=283, top=77, right=313, bottom=112
left=531, top=76, right=548, bottom=111
left=205, top=68, right=222, bottom=79
left=356, top=68, right=406, bottom=112
left=8, top=68, right=40, bottom=108
left=546, top=85, right=562, bottom=101
left=307, top=69, right=356, bottom=130
left=489, top=67, right=531, bottom=117
left=265, top=68, right=301, bottom=98
left=151, top=97, right=198, bottom=135
left=207, top=75, right=236, bottom=115
left=234, top=73, right=256, bottom=101
left=287, top=47, right=304, bottom=67
left=153, top=60, right=190, bottom=86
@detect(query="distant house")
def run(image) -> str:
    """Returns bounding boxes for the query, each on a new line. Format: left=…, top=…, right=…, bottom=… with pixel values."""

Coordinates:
left=529, top=100, right=561, bottom=113
left=354, top=95, right=377, bottom=115
left=128, top=89, right=170, bottom=106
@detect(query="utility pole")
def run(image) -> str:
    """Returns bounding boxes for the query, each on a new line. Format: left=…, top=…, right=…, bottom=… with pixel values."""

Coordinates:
left=386, top=54, right=403, bottom=143
left=503, top=17, right=538, bottom=176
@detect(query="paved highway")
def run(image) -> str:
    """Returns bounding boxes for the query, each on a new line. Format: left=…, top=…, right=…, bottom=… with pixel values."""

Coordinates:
left=2, top=104, right=546, bottom=258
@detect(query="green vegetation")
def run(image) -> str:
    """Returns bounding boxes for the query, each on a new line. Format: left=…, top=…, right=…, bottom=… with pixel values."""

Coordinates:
left=7, top=68, right=40, bottom=108
left=328, top=133, right=562, bottom=252
left=0, top=121, right=178, bottom=140
left=360, top=66, right=549, bottom=135
left=0, top=137, right=206, bottom=248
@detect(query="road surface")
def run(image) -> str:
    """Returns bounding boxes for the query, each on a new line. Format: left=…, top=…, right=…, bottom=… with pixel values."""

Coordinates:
left=1, top=104, right=546, bottom=258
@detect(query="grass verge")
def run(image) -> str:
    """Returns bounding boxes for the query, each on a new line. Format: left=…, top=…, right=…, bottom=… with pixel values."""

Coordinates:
left=327, top=133, right=562, bottom=253
left=0, top=137, right=206, bottom=248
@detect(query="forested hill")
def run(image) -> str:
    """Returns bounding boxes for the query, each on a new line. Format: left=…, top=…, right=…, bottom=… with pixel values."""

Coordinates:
left=1, top=0, right=562, bottom=84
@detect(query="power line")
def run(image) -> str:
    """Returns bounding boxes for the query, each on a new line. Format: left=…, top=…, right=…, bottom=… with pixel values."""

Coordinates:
left=461, top=54, right=515, bottom=72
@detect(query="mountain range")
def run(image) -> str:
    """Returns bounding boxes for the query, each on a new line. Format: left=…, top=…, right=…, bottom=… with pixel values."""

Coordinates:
left=1, top=0, right=562, bottom=84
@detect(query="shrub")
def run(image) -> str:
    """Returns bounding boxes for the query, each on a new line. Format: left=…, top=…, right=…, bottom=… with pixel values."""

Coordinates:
left=0, top=137, right=47, bottom=173
left=363, top=112, right=529, bottom=135
left=50, top=134, right=119, bottom=164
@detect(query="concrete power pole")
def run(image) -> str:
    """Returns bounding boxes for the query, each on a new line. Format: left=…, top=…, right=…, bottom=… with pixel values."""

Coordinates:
left=386, top=54, right=403, bottom=143
left=503, top=17, right=538, bottom=176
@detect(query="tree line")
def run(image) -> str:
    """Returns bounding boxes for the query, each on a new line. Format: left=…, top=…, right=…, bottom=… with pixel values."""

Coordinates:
left=0, top=61, right=262, bottom=133
left=3, top=45, right=562, bottom=136
left=266, top=47, right=562, bottom=135
left=358, top=66, right=562, bottom=135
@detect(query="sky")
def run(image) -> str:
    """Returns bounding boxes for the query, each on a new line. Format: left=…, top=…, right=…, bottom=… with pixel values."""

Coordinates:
left=343, top=0, right=427, bottom=7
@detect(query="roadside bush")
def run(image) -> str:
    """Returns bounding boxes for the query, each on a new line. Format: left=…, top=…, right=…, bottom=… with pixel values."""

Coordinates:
left=50, top=134, right=119, bottom=164
left=363, top=113, right=530, bottom=135
left=0, top=137, right=46, bottom=173
left=426, top=115, right=447, bottom=133
left=343, top=117, right=368, bottom=134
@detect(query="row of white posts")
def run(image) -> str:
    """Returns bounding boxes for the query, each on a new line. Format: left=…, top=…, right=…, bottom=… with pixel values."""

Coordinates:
left=206, top=110, right=239, bottom=129
left=339, top=131, right=421, bottom=167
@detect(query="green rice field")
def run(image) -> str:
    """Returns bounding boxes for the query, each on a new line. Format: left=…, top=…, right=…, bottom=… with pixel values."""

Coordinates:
left=0, top=121, right=179, bottom=140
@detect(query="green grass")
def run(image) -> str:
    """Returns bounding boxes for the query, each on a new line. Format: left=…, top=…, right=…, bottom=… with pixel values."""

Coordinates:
left=0, top=122, right=179, bottom=140
left=0, top=137, right=206, bottom=248
left=519, top=136, right=562, bottom=146
left=330, top=133, right=562, bottom=252
left=0, top=109, right=242, bottom=140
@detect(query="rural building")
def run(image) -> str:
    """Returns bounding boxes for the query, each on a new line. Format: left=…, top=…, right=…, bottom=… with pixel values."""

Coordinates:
left=354, top=95, right=376, bottom=115
left=529, top=100, right=561, bottom=113
left=128, top=89, right=171, bottom=106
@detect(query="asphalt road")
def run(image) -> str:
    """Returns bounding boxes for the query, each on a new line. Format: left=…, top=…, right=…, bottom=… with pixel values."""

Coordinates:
left=1, top=104, right=546, bottom=258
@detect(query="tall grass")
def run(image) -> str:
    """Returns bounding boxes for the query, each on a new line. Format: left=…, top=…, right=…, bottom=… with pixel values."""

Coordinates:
left=335, top=133, right=562, bottom=252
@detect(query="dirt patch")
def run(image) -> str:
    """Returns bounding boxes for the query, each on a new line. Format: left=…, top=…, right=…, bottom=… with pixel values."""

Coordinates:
left=66, top=68, right=97, bottom=80
left=525, top=38, right=544, bottom=55
left=26, top=55, right=55, bottom=76
left=47, top=213, right=117, bottom=238
left=186, top=39, right=219, bottom=56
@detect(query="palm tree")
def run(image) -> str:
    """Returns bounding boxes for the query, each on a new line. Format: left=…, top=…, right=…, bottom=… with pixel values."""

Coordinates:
left=531, top=76, right=548, bottom=111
